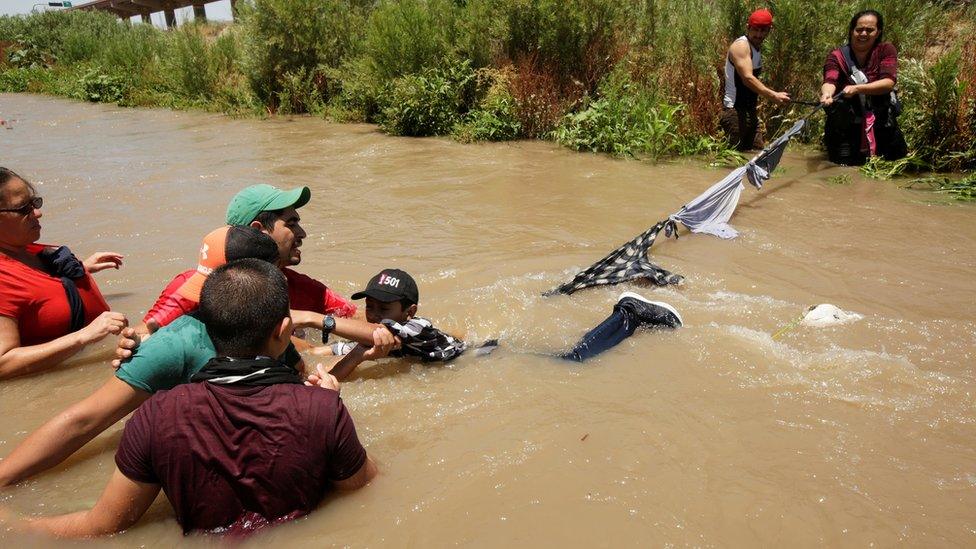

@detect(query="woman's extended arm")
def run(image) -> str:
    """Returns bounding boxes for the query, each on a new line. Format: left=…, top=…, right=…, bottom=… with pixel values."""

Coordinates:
left=0, top=312, right=127, bottom=379
left=843, top=77, right=895, bottom=97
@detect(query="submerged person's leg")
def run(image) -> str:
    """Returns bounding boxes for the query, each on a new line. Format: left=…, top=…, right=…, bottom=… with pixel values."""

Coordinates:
left=560, top=292, right=682, bottom=363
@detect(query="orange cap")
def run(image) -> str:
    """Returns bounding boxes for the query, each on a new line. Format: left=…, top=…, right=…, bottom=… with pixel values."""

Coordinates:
left=175, top=227, right=232, bottom=302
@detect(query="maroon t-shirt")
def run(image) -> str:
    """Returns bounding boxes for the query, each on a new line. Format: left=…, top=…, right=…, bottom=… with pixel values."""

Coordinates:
left=823, top=42, right=898, bottom=87
left=116, top=382, right=367, bottom=535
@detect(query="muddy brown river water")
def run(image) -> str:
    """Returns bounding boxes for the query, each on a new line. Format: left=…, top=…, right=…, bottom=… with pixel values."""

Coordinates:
left=0, top=93, right=974, bottom=547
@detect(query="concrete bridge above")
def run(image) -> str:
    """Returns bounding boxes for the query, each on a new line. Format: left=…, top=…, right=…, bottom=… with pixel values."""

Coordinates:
left=71, top=0, right=236, bottom=27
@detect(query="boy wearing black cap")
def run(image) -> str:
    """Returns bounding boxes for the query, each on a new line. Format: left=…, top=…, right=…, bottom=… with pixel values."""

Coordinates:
left=322, top=269, right=466, bottom=379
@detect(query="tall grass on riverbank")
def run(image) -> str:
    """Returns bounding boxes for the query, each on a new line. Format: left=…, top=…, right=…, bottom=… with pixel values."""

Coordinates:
left=1, top=1, right=974, bottom=171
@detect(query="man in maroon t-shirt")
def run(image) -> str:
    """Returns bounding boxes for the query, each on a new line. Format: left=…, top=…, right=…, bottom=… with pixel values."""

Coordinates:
left=17, top=259, right=377, bottom=537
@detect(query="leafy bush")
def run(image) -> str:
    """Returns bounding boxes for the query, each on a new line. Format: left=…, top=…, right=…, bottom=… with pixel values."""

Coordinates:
left=502, top=0, right=620, bottom=95
left=211, top=71, right=261, bottom=114
left=898, top=51, right=975, bottom=171
left=239, top=0, right=367, bottom=111
left=0, top=67, right=33, bottom=92
left=379, top=60, right=475, bottom=136
left=363, top=0, right=459, bottom=82
left=454, top=69, right=522, bottom=142
left=612, top=1, right=726, bottom=137
left=507, top=55, right=576, bottom=138
left=57, top=11, right=134, bottom=64
left=76, top=68, right=127, bottom=103
left=163, top=23, right=216, bottom=100
left=554, top=71, right=705, bottom=159
left=94, top=22, right=160, bottom=75
left=276, top=67, right=328, bottom=114
left=0, top=15, right=21, bottom=44
left=6, top=34, right=54, bottom=69
left=453, top=0, right=502, bottom=70
left=326, top=56, right=384, bottom=121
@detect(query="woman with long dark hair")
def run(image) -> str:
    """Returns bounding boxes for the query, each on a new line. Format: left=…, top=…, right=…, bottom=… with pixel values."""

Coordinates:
left=820, top=10, right=907, bottom=165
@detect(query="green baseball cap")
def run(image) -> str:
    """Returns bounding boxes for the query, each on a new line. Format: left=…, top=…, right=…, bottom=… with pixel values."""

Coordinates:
left=225, top=184, right=311, bottom=226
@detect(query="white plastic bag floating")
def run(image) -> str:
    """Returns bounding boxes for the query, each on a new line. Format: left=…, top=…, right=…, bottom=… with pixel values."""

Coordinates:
left=801, top=304, right=863, bottom=327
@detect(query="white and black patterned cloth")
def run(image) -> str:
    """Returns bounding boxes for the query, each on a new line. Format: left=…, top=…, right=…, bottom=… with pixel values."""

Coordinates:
left=545, top=220, right=684, bottom=296
left=330, top=317, right=467, bottom=362
left=381, top=318, right=467, bottom=362
left=548, top=116, right=812, bottom=296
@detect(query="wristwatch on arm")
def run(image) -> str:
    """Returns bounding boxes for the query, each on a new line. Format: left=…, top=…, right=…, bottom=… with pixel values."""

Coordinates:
left=321, top=315, right=336, bottom=343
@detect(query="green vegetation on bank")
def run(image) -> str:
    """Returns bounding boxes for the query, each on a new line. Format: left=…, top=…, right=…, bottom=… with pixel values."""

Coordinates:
left=1, top=0, right=974, bottom=178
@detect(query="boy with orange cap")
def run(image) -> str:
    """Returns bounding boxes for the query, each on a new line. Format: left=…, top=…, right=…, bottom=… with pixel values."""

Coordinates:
left=139, top=225, right=279, bottom=331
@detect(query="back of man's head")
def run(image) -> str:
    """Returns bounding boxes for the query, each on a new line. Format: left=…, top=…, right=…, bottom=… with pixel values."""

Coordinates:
left=199, top=258, right=289, bottom=357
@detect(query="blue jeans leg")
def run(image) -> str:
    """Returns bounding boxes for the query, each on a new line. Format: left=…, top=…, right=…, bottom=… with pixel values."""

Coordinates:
left=560, top=308, right=637, bottom=363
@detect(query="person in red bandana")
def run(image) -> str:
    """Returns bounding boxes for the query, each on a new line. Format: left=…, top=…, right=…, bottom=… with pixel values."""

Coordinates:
left=719, top=8, right=791, bottom=151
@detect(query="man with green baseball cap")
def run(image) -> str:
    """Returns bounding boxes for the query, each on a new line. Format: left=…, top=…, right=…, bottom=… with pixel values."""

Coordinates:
left=223, top=183, right=357, bottom=319
left=225, top=183, right=311, bottom=226
left=145, top=182, right=357, bottom=327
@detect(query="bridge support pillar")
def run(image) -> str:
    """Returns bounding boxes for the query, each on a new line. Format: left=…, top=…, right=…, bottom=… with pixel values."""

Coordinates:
left=230, top=0, right=238, bottom=19
left=193, top=4, right=206, bottom=21
left=164, top=8, right=176, bottom=28
left=141, top=12, right=151, bottom=24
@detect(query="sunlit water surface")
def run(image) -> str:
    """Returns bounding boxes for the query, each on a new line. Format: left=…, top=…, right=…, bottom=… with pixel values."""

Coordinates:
left=1, top=94, right=974, bottom=547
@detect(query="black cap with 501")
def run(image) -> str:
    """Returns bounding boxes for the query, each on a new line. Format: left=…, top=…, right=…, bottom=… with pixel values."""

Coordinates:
left=351, top=269, right=419, bottom=304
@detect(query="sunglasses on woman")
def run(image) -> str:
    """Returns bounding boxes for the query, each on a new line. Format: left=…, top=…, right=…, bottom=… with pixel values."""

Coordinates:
left=0, top=196, right=43, bottom=216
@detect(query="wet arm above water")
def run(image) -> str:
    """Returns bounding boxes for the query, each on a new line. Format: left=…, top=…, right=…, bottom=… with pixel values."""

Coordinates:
left=0, top=376, right=149, bottom=486
left=327, top=344, right=368, bottom=380
left=0, top=313, right=127, bottom=380
left=21, top=468, right=160, bottom=538
left=290, top=310, right=400, bottom=347
left=730, top=41, right=789, bottom=103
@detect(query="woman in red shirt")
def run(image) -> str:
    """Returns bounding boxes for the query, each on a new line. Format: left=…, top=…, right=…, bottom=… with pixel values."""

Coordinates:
left=0, top=168, right=128, bottom=379
left=820, top=10, right=907, bottom=165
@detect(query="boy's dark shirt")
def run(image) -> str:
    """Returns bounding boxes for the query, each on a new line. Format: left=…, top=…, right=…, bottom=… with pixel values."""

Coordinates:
left=330, top=317, right=467, bottom=362
left=115, top=382, right=366, bottom=534
left=381, top=318, right=467, bottom=362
